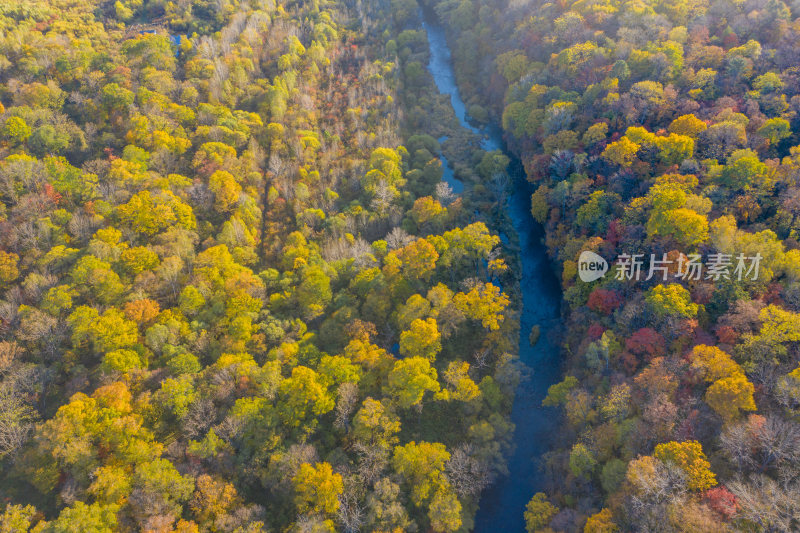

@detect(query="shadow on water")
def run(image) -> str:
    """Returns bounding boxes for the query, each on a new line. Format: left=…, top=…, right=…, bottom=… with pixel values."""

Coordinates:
left=421, top=9, right=564, bottom=533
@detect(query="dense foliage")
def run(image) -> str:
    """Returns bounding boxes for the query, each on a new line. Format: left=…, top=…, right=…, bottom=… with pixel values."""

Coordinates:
left=0, top=0, right=523, bottom=531
left=427, top=0, right=800, bottom=529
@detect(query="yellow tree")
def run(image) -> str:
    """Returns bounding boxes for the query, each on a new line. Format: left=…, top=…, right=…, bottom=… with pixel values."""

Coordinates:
left=654, top=440, right=717, bottom=491
left=293, top=462, right=344, bottom=515
left=690, top=345, right=756, bottom=422
left=584, top=508, right=618, bottom=533
left=399, top=318, right=441, bottom=360
left=524, top=493, right=558, bottom=532
left=602, top=137, right=639, bottom=166
left=705, top=374, right=756, bottom=423
left=385, top=357, right=440, bottom=409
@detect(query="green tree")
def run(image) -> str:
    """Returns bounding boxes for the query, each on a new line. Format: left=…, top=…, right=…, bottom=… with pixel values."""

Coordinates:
left=569, top=443, right=597, bottom=478
left=756, top=117, right=791, bottom=145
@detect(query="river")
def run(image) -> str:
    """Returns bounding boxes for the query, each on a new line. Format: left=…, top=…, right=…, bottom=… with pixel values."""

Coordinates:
left=420, top=10, right=564, bottom=533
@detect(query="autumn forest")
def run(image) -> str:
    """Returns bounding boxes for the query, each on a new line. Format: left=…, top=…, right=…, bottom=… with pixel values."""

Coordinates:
left=1, top=0, right=800, bottom=531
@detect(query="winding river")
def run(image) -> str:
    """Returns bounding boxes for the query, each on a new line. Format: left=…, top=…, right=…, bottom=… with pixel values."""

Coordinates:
left=421, top=11, right=564, bottom=533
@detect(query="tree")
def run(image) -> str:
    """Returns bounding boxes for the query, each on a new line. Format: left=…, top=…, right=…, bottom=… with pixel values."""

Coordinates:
left=296, top=266, right=332, bottom=320
left=530, top=186, right=549, bottom=223
left=440, top=361, right=480, bottom=402
left=569, top=443, right=597, bottom=478
left=411, top=196, right=445, bottom=228
left=576, top=191, right=621, bottom=233
left=690, top=345, right=742, bottom=382
left=602, top=137, right=639, bottom=166
left=524, top=493, right=557, bottom=532
left=352, top=398, right=401, bottom=448
left=668, top=114, right=707, bottom=137
left=277, top=366, right=335, bottom=428
left=293, top=462, right=344, bottom=515
left=101, top=349, right=144, bottom=375
left=703, top=486, right=738, bottom=520
left=655, top=133, right=694, bottom=165
left=625, top=328, right=665, bottom=360
left=718, top=149, right=767, bottom=191
left=393, top=238, right=439, bottom=281
left=189, top=475, right=239, bottom=528
left=127, top=460, right=194, bottom=528
left=645, top=284, right=699, bottom=319
left=208, top=170, right=241, bottom=211
left=647, top=206, right=709, bottom=246
left=428, top=489, right=462, bottom=532
left=756, top=118, right=791, bottom=145
left=68, top=306, right=139, bottom=354
left=690, top=345, right=755, bottom=421
left=588, top=288, right=622, bottom=315
left=39, top=502, right=120, bottom=532
left=542, top=376, right=578, bottom=406
left=2, top=116, right=31, bottom=145
left=0, top=504, right=37, bottom=532
left=399, top=318, right=441, bottom=360
left=654, top=440, right=717, bottom=491
left=365, top=478, right=412, bottom=531
left=392, top=441, right=450, bottom=506
left=453, top=283, right=510, bottom=330
left=89, top=465, right=132, bottom=505
left=646, top=182, right=710, bottom=247
left=363, top=147, right=405, bottom=196
left=584, top=509, right=617, bottom=533
left=0, top=251, right=19, bottom=285
left=583, top=122, right=608, bottom=145
left=117, top=190, right=196, bottom=236
left=705, top=374, right=756, bottom=422
left=70, top=256, right=125, bottom=304
left=385, top=357, right=440, bottom=409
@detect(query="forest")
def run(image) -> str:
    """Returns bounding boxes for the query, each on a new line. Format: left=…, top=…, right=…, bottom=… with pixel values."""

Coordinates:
left=1, top=0, right=800, bottom=531
left=425, top=0, right=800, bottom=529
left=0, top=0, right=523, bottom=531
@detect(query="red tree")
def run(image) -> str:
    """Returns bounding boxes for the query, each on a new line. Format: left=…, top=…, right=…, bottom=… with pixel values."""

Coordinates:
left=704, top=486, right=738, bottom=520
left=625, top=328, right=665, bottom=360
left=587, top=288, right=622, bottom=315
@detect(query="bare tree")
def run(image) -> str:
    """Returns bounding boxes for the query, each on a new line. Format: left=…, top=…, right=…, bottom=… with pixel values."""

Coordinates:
left=435, top=181, right=456, bottom=206
left=445, top=444, right=490, bottom=498
left=334, top=382, right=358, bottom=430
left=369, top=180, right=394, bottom=215
left=352, top=442, right=389, bottom=486
left=337, top=476, right=365, bottom=533
left=728, top=475, right=800, bottom=533
left=721, top=416, right=800, bottom=478
left=0, top=388, right=35, bottom=459
left=182, top=398, right=217, bottom=439
left=385, top=227, right=413, bottom=250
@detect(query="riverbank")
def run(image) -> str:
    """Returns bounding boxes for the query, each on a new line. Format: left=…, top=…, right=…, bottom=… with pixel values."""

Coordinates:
left=419, top=8, right=564, bottom=532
